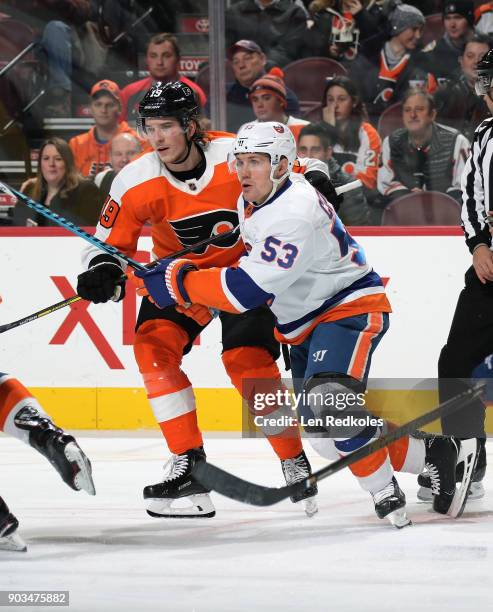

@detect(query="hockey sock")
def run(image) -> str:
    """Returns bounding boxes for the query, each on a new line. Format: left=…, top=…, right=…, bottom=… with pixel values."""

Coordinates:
left=134, top=320, right=203, bottom=454
left=222, top=346, right=302, bottom=460
left=388, top=435, right=425, bottom=474
left=0, top=373, right=50, bottom=444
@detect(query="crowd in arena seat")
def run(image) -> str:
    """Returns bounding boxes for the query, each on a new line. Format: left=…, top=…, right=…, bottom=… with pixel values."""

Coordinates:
left=3, top=0, right=493, bottom=226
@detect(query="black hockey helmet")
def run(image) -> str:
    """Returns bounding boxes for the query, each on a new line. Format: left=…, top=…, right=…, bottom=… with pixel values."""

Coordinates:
left=137, top=81, right=200, bottom=134
left=475, top=48, right=493, bottom=96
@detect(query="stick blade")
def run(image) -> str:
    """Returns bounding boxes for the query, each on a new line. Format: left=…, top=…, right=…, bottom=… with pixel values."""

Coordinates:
left=192, top=461, right=293, bottom=506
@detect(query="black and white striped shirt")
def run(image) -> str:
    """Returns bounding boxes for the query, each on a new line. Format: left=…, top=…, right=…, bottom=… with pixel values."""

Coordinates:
left=461, top=116, right=493, bottom=253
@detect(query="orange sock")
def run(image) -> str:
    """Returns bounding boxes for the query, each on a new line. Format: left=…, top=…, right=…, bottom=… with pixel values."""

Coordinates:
left=348, top=447, right=389, bottom=478
left=0, top=375, right=33, bottom=431
left=387, top=437, right=410, bottom=471
left=134, top=320, right=203, bottom=454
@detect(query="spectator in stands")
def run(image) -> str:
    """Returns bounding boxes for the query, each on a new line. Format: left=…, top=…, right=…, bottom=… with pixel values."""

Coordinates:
left=16, top=137, right=104, bottom=226
left=249, top=68, right=309, bottom=140
left=297, top=122, right=370, bottom=225
left=435, top=34, right=492, bottom=142
left=120, top=33, right=207, bottom=124
left=0, top=0, right=95, bottom=117
left=29, top=1, right=93, bottom=117
left=225, top=0, right=308, bottom=67
left=69, top=80, right=142, bottom=178
left=225, top=40, right=300, bottom=132
left=378, top=89, right=470, bottom=205
left=94, top=133, right=142, bottom=194
left=354, top=4, right=437, bottom=123
left=320, top=76, right=381, bottom=191
left=303, top=0, right=386, bottom=61
left=420, top=1, right=475, bottom=83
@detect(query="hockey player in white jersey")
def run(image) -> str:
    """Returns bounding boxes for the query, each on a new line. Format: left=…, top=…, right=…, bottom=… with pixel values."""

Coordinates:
left=130, top=121, right=478, bottom=526
left=0, top=372, right=95, bottom=551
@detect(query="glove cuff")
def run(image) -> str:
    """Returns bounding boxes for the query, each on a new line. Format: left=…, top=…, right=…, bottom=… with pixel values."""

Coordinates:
left=88, top=253, right=124, bottom=271
left=165, top=259, right=197, bottom=304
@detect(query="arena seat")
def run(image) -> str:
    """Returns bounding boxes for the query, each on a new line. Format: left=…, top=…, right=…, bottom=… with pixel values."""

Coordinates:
left=381, top=191, right=461, bottom=226
left=283, top=57, right=347, bottom=107
left=422, top=14, right=445, bottom=48
left=195, top=61, right=235, bottom=99
left=303, top=103, right=323, bottom=122
left=377, top=102, right=404, bottom=140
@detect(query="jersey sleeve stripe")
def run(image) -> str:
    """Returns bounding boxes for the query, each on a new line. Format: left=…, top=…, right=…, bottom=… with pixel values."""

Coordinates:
left=223, top=267, right=274, bottom=310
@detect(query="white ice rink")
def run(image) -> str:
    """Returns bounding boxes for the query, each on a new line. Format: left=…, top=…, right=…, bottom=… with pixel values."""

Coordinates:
left=1, top=434, right=492, bottom=612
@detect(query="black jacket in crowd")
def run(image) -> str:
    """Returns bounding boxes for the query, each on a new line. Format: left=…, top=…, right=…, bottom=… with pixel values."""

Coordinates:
left=225, top=0, right=308, bottom=67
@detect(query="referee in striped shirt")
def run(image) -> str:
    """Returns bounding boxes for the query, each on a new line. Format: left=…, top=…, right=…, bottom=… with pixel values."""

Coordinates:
left=431, top=49, right=493, bottom=495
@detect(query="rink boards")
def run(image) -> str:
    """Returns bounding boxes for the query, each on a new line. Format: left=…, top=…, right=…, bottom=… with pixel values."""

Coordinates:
left=2, top=226, right=491, bottom=431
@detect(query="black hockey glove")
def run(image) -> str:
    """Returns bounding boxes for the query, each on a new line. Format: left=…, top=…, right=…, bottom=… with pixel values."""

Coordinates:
left=77, top=255, right=125, bottom=304
left=305, top=170, right=344, bottom=212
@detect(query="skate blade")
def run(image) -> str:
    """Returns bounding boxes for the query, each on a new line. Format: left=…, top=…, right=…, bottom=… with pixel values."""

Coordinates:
left=448, top=439, right=479, bottom=518
left=64, top=442, right=96, bottom=496
left=302, top=497, right=318, bottom=518
left=418, top=481, right=485, bottom=503
left=146, top=493, right=216, bottom=519
left=386, top=508, right=412, bottom=529
left=0, top=532, right=27, bottom=552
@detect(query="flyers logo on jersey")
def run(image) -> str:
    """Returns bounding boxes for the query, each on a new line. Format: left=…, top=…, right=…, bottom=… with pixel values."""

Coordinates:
left=168, top=209, right=240, bottom=254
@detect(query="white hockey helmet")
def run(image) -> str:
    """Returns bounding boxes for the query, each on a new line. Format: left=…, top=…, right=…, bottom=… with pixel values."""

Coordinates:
left=229, top=121, right=296, bottom=202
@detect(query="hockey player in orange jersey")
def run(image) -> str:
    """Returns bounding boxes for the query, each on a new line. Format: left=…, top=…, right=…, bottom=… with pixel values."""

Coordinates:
left=77, top=81, right=338, bottom=519
left=0, top=371, right=95, bottom=551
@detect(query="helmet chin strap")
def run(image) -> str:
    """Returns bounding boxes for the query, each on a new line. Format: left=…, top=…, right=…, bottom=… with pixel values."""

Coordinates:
left=171, top=138, right=194, bottom=165
left=167, top=122, right=194, bottom=165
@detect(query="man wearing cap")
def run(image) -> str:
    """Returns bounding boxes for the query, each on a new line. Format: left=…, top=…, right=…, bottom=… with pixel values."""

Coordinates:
left=249, top=68, right=308, bottom=141
left=69, top=80, right=143, bottom=178
left=420, top=1, right=475, bottom=83
left=225, top=39, right=300, bottom=132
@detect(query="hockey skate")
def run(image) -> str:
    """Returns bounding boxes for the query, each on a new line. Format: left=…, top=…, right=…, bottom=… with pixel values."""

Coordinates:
left=419, top=434, right=478, bottom=517
left=0, top=498, right=26, bottom=553
left=14, top=407, right=95, bottom=495
left=418, top=438, right=486, bottom=502
left=281, top=450, right=318, bottom=517
left=371, top=476, right=411, bottom=528
left=144, top=447, right=215, bottom=518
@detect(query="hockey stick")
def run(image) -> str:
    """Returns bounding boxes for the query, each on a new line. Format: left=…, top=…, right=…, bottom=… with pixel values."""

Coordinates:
left=0, top=179, right=361, bottom=333
left=0, top=225, right=241, bottom=334
left=192, top=384, right=485, bottom=508
left=0, top=182, right=148, bottom=271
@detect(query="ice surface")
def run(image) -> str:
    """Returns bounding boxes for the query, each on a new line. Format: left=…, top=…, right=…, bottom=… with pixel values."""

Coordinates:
left=1, top=434, right=492, bottom=612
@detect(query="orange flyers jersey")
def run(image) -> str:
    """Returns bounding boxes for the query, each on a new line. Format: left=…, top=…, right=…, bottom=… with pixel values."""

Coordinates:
left=82, top=132, right=329, bottom=271
left=332, top=122, right=381, bottom=190
left=69, top=121, right=146, bottom=178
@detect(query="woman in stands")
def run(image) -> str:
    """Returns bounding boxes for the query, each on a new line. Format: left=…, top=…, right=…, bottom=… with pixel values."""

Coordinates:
left=321, top=75, right=381, bottom=191
left=17, top=137, right=105, bottom=226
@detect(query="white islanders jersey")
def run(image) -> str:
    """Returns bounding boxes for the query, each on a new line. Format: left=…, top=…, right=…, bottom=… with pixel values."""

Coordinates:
left=218, top=174, right=390, bottom=344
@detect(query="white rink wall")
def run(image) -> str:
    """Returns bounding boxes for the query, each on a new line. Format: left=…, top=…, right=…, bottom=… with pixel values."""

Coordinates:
left=0, top=228, right=470, bottom=388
